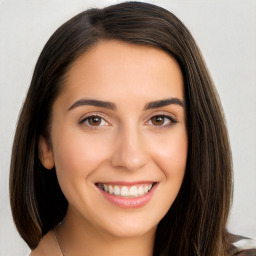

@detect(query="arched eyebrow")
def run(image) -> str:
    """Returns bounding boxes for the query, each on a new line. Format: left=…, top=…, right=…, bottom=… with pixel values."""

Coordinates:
left=144, top=97, right=184, bottom=110
left=67, top=97, right=184, bottom=111
left=68, top=99, right=117, bottom=111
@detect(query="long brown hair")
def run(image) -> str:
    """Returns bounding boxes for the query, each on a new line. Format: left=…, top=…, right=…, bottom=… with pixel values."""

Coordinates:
left=10, top=2, right=233, bottom=255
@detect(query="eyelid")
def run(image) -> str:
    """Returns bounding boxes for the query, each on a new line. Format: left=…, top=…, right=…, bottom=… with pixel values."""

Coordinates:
left=146, top=111, right=177, bottom=121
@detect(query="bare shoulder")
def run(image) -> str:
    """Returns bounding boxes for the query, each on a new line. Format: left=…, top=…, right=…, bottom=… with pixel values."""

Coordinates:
left=30, top=230, right=61, bottom=256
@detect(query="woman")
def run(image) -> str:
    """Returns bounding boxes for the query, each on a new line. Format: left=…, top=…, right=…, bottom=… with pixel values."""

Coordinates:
left=9, top=2, right=256, bottom=256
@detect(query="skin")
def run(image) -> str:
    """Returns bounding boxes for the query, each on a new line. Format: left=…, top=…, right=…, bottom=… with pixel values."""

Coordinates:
left=36, top=40, right=188, bottom=256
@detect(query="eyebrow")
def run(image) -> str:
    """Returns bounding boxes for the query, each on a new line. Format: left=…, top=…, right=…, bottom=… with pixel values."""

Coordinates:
left=144, top=97, right=184, bottom=110
left=68, top=99, right=117, bottom=111
left=67, top=97, right=184, bottom=111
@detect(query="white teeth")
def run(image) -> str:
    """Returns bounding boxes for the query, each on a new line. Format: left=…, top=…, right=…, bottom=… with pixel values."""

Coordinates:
left=114, top=186, right=121, bottom=196
left=121, top=186, right=129, bottom=196
left=138, top=186, right=144, bottom=195
left=98, top=183, right=154, bottom=197
left=109, top=185, right=114, bottom=194
left=129, top=186, right=138, bottom=197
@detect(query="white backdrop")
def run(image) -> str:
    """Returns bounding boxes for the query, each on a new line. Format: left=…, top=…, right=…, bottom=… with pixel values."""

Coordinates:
left=0, top=0, right=255, bottom=255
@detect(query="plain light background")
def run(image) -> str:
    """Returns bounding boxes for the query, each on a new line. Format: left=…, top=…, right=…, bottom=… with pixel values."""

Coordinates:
left=0, top=0, right=255, bottom=255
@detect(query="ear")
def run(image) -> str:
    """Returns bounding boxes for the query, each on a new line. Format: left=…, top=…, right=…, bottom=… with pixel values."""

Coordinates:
left=38, top=136, right=55, bottom=169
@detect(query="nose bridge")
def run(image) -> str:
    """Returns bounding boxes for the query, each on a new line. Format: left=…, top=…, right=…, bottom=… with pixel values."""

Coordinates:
left=110, top=122, right=148, bottom=171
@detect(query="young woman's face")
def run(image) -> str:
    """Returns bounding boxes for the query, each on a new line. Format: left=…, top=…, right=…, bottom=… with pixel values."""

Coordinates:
left=40, top=40, right=188, bottom=239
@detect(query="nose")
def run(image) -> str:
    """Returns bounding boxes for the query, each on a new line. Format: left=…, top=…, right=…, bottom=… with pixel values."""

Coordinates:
left=110, top=126, right=148, bottom=171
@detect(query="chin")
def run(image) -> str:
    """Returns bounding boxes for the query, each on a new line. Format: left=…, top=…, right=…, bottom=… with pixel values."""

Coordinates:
left=105, top=222, right=157, bottom=239
left=96, top=211, right=160, bottom=239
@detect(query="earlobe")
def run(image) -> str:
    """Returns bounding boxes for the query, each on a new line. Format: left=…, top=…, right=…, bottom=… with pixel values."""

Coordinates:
left=38, top=136, right=55, bottom=169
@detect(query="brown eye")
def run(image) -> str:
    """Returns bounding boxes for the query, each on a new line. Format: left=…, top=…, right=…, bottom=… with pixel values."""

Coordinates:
left=82, top=116, right=108, bottom=127
left=88, top=116, right=101, bottom=126
left=151, top=116, right=165, bottom=126
left=148, top=115, right=176, bottom=127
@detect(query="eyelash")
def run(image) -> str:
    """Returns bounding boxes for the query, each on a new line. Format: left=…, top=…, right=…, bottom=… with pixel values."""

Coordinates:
left=146, top=114, right=177, bottom=128
left=79, top=114, right=109, bottom=128
left=79, top=114, right=177, bottom=129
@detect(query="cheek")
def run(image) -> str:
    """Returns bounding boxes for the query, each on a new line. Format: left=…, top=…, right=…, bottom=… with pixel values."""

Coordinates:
left=150, top=128, right=188, bottom=179
left=145, top=128, right=187, bottom=218
left=51, top=128, right=113, bottom=209
left=52, top=129, right=111, bottom=181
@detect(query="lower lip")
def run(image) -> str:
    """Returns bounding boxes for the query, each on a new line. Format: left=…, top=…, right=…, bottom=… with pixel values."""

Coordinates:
left=96, top=183, right=157, bottom=209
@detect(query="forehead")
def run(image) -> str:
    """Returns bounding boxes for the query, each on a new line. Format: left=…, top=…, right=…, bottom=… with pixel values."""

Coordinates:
left=58, top=40, right=184, bottom=106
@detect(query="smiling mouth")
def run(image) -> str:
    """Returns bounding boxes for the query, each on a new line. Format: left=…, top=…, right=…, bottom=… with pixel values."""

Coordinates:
left=96, top=183, right=154, bottom=198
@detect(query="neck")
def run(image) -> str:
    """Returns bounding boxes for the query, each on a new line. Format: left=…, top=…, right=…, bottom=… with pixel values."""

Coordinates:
left=57, top=208, right=156, bottom=256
